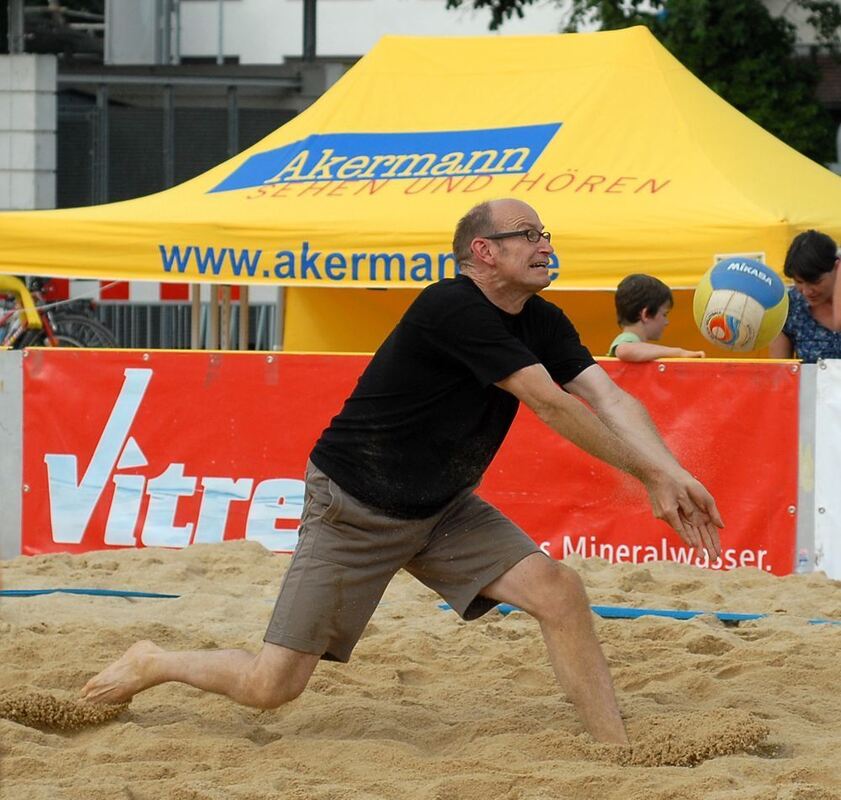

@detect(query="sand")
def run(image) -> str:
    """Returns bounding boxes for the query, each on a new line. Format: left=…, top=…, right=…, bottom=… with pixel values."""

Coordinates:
left=2, top=540, right=840, bottom=800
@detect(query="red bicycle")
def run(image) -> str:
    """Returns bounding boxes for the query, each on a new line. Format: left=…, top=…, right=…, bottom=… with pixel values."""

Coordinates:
left=0, top=275, right=117, bottom=349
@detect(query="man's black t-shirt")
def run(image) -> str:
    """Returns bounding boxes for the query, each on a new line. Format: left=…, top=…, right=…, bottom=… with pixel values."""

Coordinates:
left=310, top=275, right=595, bottom=518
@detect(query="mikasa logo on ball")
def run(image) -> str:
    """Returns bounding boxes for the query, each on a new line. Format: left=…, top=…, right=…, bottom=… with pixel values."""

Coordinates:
left=725, top=260, right=774, bottom=287
left=693, top=256, right=788, bottom=352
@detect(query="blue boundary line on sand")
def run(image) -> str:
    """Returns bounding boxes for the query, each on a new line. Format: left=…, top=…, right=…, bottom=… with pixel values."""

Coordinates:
left=0, top=588, right=180, bottom=599
left=2, top=591, right=838, bottom=625
left=439, top=602, right=841, bottom=626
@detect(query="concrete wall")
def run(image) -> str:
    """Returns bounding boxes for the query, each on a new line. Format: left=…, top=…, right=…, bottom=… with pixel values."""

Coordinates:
left=0, top=350, right=23, bottom=560
left=764, top=0, right=822, bottom=47
left=0, top=54, right=57, bottom=210
left=174, top=0, right=830, bottom=65
left=105, top=0, right=162, bottom=65
left=177, top=0, right=575, bottom=64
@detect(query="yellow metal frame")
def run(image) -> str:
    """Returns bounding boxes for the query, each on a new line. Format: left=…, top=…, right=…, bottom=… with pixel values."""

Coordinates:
left=0, top=275, right=42, bottom=330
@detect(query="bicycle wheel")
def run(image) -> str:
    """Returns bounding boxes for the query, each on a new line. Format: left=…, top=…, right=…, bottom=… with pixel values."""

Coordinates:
left=18, top=329, right=84, bottom=348
left=51, top=334, right=85, bottom=347
left=50, top=314, right=118, bottom=348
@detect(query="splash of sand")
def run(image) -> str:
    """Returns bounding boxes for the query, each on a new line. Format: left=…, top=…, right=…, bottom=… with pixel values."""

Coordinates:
left=613, top=708, right=770, bottom=767
left=0, top=690, right=129, bottom=731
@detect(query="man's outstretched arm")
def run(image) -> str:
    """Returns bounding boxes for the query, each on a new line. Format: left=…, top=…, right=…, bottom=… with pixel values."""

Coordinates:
left=497, top=363, right=723, bottom=559
left=565, top=364, right=723, bottom=557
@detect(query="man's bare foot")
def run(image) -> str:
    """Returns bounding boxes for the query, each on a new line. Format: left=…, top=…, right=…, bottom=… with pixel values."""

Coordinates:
left=81, top=640, right=163, bottom=704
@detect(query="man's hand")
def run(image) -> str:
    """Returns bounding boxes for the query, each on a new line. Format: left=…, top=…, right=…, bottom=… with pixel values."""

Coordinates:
left=644, top=470, right=724, bottom=560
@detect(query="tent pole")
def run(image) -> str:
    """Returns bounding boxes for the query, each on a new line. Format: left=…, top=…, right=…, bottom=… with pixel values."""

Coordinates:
left=190, top=284, right=201, bottom=349
left=220, top=285, right=231, bottom=349
left=208, top=285, right=220, bottom=349
left=275, top=287, right=285, bottom=351
left=238, top=285, right=249, bottom=350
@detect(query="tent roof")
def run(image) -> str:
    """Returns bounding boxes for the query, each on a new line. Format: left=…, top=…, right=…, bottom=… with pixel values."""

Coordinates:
left=2, top=26, right=840, bottom=289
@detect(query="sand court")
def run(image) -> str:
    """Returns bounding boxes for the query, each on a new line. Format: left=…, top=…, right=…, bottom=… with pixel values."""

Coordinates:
left=1, top=540, right=840, bottom=799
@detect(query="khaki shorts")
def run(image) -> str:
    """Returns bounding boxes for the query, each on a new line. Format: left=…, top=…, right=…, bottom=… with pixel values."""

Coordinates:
left=264, top=460, right=541, bottom=662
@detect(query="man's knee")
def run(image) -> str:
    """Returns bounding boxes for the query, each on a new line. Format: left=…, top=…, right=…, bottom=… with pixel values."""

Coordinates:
left=248, top=682, right=305, bottom=710
left=528, top=561, right=590, bottom=622
left=241, top=668, right=306, bottom=709
left=239, top=646, right=316, bottom=709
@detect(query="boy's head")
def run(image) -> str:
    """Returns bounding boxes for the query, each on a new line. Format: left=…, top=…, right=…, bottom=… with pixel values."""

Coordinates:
left=615, top=273, right=673, bottom=329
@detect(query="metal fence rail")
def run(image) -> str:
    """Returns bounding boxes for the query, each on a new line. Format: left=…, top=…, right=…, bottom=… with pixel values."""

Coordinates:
left=96, top=303, right=280, bottom=350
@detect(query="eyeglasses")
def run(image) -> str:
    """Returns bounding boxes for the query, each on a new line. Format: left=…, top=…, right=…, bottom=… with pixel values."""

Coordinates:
left=483, top=229, right=551, bottom=244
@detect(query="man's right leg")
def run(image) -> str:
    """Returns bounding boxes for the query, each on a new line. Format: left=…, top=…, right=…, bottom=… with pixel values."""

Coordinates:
left=481, top=554, right=628, bottom=745
left=81, top=641, right=320, bottom=708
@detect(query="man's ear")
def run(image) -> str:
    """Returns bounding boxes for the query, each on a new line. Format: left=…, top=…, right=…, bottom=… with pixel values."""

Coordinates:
left=638, top=308, right=652, bottom=322
left=470, top=236, right=494, bottom=265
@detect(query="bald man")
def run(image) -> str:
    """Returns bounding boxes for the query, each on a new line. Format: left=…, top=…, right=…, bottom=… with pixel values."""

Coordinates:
left=83, top=199, right=722, bottom=745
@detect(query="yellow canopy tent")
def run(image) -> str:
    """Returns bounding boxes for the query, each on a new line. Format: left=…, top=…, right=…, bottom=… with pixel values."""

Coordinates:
left=1, top=27, right=839, bottom=353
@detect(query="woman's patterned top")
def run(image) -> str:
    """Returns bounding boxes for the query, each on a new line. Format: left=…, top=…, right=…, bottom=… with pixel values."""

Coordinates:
left=781, top=287, right=841, bottom=363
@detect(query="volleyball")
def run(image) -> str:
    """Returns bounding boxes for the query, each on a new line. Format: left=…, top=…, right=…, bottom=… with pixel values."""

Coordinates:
left=693, top=257, right=788, bottom=351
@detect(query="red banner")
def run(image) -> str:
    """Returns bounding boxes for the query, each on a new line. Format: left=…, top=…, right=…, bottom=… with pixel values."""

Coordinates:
left=486, top=360, right=799, bottom=575
left=21, top=350, right=798, bottom=574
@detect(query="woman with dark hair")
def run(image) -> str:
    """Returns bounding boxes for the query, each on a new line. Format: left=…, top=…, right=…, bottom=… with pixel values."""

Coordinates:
left=769, top=230, right=841, bottom=362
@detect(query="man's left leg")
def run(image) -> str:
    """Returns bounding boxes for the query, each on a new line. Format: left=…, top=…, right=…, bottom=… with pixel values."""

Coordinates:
left=482, top=553, right=628, bottom=745
left=82, top=641, right=320, bottom=708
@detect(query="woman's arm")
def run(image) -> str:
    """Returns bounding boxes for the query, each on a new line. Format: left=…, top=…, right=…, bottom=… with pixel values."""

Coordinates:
left=768, top=332, right=793, bottom=358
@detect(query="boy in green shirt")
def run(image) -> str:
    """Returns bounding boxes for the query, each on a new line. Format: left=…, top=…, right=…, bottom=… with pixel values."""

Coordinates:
left=608, top=274, right=705, bottom=361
